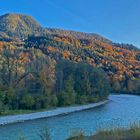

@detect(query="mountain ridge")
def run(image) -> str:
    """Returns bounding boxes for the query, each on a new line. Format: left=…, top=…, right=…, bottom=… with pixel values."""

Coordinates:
left=0, top=13, right=139, bottom=50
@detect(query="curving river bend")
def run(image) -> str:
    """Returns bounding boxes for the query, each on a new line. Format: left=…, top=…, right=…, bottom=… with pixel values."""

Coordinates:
left=0, top=94, right=140, bottom=140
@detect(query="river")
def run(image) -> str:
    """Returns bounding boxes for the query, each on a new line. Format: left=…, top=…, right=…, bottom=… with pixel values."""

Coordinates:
left=0, top=94, right=140, bottom=140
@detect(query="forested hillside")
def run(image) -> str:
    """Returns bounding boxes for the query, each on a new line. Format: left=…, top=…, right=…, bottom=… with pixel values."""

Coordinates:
left=25, top=33, right=140, bottom=94
left=0, top=41, right=110, bottom=114
left=0, top=13, right=139, bottom=114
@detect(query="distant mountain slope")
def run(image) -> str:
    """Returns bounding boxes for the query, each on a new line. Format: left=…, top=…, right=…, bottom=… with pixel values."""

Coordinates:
left=47, top=28, right=113, bottom=45
left=48, top=28, right=139, bottom=51
left=0, top=13, right=48, bottom=39
left=113, top=43, right=139, bottom=51
left=0, top=13, right=138, bottom=50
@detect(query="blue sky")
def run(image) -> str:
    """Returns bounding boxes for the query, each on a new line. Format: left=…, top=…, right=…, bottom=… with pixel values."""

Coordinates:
left=0, top=0, right=140, bottom=47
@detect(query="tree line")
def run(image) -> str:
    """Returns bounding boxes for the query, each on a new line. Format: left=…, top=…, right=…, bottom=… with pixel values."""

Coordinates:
left=0, top=45, right=110, bottom=114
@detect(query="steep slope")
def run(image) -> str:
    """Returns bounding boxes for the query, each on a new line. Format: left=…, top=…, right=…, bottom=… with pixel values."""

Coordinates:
left=47, top=28, right=113, bottom=44
left=26, top=32, right=140, bottom=79
left=0, top=13, right=48, bottom=39
left=0, top=13, right=139, bottom=93
left=48, top=28, right=139, bottom=51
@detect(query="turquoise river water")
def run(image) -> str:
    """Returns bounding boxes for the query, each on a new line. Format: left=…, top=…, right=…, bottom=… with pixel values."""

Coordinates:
left=0, top=94, right=140, bottom=140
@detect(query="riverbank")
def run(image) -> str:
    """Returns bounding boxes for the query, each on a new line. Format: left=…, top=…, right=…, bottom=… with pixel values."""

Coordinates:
left=0, top=100, right=109, bottom=125
left=68, top=124, right=140, bottom=140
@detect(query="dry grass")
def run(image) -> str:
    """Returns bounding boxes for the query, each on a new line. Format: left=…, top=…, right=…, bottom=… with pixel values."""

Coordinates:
left=68, top=124, right=140, bottom=140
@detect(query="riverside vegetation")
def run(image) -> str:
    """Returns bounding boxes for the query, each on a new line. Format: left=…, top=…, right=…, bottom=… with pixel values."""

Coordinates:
left=18, top=124, right=140, bottom=140
left=0, top=13, right=139, bottom=115
left=67, top=124, right=140, bottom=140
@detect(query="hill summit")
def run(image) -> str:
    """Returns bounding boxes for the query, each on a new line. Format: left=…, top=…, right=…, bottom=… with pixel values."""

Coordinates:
left=0, top=13, right=47, bottom=39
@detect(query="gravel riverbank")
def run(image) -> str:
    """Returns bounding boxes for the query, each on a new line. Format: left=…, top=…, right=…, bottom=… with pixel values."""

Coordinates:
left=0, top=100, right=109, bottom=125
